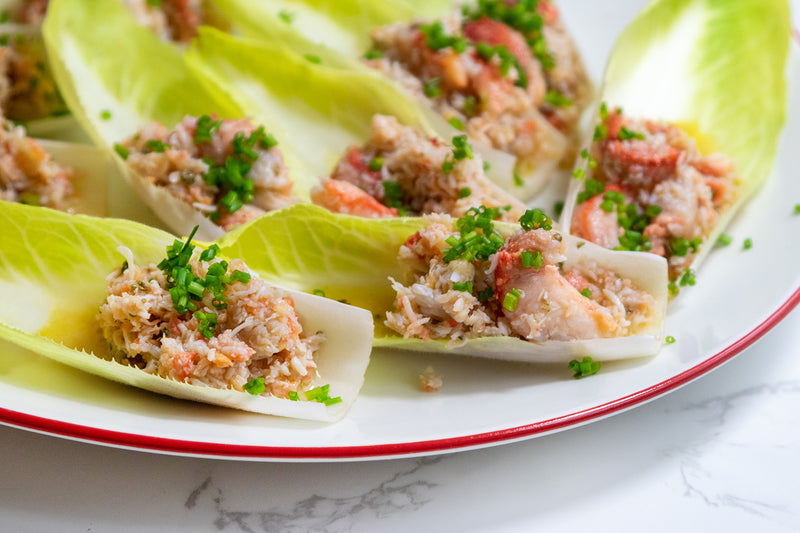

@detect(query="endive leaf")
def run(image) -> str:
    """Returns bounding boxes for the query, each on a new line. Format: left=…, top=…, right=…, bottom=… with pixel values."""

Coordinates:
left=186, top=27, right=437, bottom=180
left=0, top=203, right=373, bottom=422
left=213, top=0, right=416, bottom=60
left=562, top=0, right=790, bottom=278
left=43, top=0, right=239, bottom=148
left=218, top=204, right=668, bottom=363
left=602, top=0, right=789, bottom=194
left=35, top=138, right=112, bottom=217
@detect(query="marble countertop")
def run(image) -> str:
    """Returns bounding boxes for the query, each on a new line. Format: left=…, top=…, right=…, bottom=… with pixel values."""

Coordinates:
left=1, top=306, right=798, bottom=532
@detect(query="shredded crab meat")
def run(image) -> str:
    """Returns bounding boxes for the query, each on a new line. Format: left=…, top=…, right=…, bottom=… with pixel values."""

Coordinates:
left=97, top=250, right=324, bottom=398
left=0, top=118, right=74, bottom=209
left=313, top=114, right=526, bottom=221
left=119, top=115, right=296, bottom=231
left=365, top=3, right=591, bottom=168
left=385, top=214, right=655, bottom=344
left=571, top=111, right=741, bottom=279
left=0, top=33, right=67, bottom=121
left=419, top=366, right=442, bottom=392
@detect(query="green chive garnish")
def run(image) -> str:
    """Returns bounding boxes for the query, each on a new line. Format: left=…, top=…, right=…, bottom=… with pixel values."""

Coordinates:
left=244, top=377, right=266, bottom=395
left=568, top=357, right=600, bottom=379
left=503, top=288, right=522, bottom=312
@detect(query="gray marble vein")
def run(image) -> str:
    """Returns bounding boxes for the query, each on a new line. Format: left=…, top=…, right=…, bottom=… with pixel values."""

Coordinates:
left=660, top=380, right=800, bottom=526
left=184, top=457, right=443, bottom=532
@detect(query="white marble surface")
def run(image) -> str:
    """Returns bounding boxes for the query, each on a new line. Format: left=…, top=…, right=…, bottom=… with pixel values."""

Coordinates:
left=1, top=306, right=798, bottom=532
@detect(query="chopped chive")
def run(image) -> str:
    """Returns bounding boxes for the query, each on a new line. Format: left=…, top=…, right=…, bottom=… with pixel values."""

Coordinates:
left=618, top=126, right=646, bottom=141
left=568, top=357, right=600, bottom=379
left=519, top=208, right=552, bottom=231
left=364, top=48, right=383, bottom=60
left=231, top=270, right=251, bottom=283
left=477, top=286, right=494, bottom=302
left=144, top=139, right=168, bottom=153
left=449, top=117, right=465, bottom=130
left=579, top=288, right=592, bottom=298
left=668, top=281, right=679, bottom=298
left=114, top=144, right=130, bottom=160
left=679, top=268, right=696, bottom=287
left=645, top=204, right=662, bottom=218
left=243, top=377, right=266, bottom=395
left=544, top=90, right=572, bottom=107
left=311, top=289, right=326, bottom=297
left=459, top=187, right=471, bottom=198
left=452, top=281, right=472, bottom=293
left=593, top=124, right=608, bottom=142
left=665, top=336, right=676, bottom=344
left=572, top=168, right=586, bottom=179
left=424, top=78, right=441, bottom=98
left=599, top=102, right=609, bottom=121
left=520, top=250, right=543, bottom=268
left=743, top=238, right=753, bottom=250
left=513, top=173, right=524, bottom=187
left=600, top=199, right=615, bottom=212
left=716, top=233, right=733, bottom=246
left=278, top=10, right=294, bottom=23
left=194, top=115, right=222, bottom=144
left=304, top=54, right=321, bottom=64
left=19, top=192, right=40, bottom=206
left=199, top=244, right=219, bottom=261
left=503, top=288, right=522, bottom=312
left=482, top=160, right=491, bottom=172
left=288, top=391, right=299, bottom=401
left=463, top=96, right=477, bottom=117
left=794, top=204, right=800, bottom=215
left=100, top=110, right=112, bottom=120
left=368, top=157, right=383, bottom=172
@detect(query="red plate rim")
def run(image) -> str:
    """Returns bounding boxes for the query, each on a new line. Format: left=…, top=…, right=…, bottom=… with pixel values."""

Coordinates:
left=1, top=285, right=798, bottom=460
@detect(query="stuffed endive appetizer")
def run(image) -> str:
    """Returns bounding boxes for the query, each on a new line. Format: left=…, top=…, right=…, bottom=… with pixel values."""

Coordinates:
left=0, top=116, right=109, bottom=215
left=561, top=0, right=789, bottom=293
left=312, top=114, right=526, bottom=221
left=0, top=203, right=373, bottom=422
left=42, top=0, right=319, bottom=240
left=0, top=7, right=71, bottom=135
left=212, top=0, right=592, bottom=200
left=218, top=204, right=668, bottom=363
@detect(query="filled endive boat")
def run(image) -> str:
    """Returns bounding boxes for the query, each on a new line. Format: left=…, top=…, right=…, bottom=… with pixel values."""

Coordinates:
left=0, top=203, right=374, bottom=422
left=560, top=0, right=789, bottom=293
left=218, top=203, right=668, bottom=363
left=0, top=117, right=109, bottom=215
left=0, top=14, right=71, bottom=135
left=42, top=0, right=320, bottom=240
left=312, top=114, right=526, bottom=221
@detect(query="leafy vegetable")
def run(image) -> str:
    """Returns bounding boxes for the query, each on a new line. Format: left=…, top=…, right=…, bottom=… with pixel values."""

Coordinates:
left=603, top=0, right=788, bottom=194
left=561, top=0, right=789, bottom=281
left=218, top=204, right=669, bottom=363
left=0, top=203, right=373, bottom=422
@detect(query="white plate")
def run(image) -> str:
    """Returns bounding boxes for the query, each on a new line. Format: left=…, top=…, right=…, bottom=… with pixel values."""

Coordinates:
left=1, top=0, right=799, bottom=461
